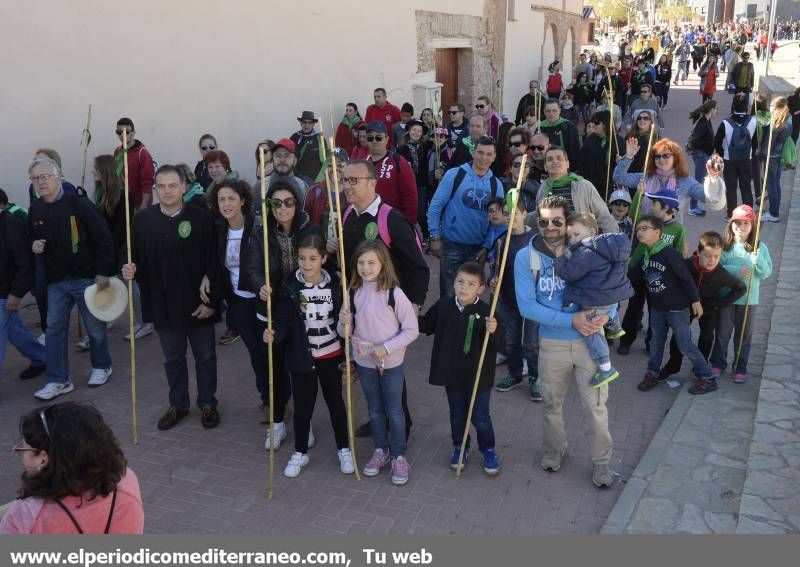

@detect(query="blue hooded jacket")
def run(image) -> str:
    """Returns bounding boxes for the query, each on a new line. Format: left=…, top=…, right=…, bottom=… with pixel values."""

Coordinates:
left=553, top=233, right=635, bottom=307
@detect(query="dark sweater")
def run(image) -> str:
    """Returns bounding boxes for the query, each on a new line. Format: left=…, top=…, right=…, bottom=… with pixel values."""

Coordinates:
left=688, top=115, right=715, bottom=155
left=0, top=210, right=33, bottom=299
left=419, top=297, right=504, bottom=392
left=629, top=245, right=699, bottom=311
left=132, top=204, right=222, bottom=329
left=686, top=254, right=746, bottom=310
left=28, top=191, right=116, bottom=284
left=492, top=229, right=534, bottom=311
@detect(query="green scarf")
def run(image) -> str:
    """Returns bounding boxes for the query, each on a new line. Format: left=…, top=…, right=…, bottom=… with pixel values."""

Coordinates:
left=340, top=113, right=363, bottom=130
left=462, top=136, right=476, bottom=154
left=540, top=117, right=568, bottom=149
left=597, top=132, right=608, bottom=149
left=544, top=172, right=583, bottom=197
left=755, top=110, right=771, bottom=144
left=642, top=239, right=668, bottom=270
left=183, top=182, right=205, bottom=203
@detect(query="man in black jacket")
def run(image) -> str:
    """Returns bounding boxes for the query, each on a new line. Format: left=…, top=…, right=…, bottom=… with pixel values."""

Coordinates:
left=29, top=158, right=116, bottom=400
left=122, top=165, right=223, bottom=430
left=290, top=111, right=323, bottom=185
left=1, top=203, right=46, bottom=381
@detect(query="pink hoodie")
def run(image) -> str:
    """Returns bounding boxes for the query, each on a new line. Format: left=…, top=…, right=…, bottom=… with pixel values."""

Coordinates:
left=337, top=281, right=418, bottom=369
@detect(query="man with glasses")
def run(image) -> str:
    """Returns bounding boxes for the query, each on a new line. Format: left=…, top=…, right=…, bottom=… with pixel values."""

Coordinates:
left=122, top=165, right=223, bottom=431
left=514, top=195, right=615, bottom=488
left=265, top=139, right=309, bottom=204
left=446, top=103, right=468, bottom=149
left=28, top=158, right=116, bottom=400
left=624, top=84, right=664, bottom=131
left=365, top=88, right=402, bottom=150
left=290, top=111, right=323, bottom=185
left=363, top=121, right=417, bottom=222
left=515, top=81, right=543, bottom=126
left=428, top=136, right=503, bottom=297
left=529, top=133, right=550, bottom=183
left=113, top=118, right=155, bottom=211
left=499, top=127, right=531, bottom=177
left=534, top=147, right=617, bottom=234
left=334, top=160, right=430, bottom=440
left=539, top=100, right=581, bottom=167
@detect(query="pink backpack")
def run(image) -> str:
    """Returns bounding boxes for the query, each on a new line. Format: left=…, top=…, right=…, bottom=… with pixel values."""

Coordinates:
left=342, top=202, right=423, bottom=253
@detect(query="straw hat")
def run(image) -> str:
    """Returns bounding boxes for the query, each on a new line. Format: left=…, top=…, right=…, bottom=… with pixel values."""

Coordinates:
left=84, top=278, right=128, bottom=322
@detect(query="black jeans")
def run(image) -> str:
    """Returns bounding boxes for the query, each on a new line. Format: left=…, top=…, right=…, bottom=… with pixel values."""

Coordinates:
left=659, top=311, right=718, bottom=376
left=228, top=295, right=269, bottom=405
left=259, top=319, right=291, bottom=422
left=291, top=356, right=349, bottom=453
left=723, top=158, right=754, bottom=217
left=751, top=157, right=763, bottom=204
left=156, top=325, right=218, bottom=410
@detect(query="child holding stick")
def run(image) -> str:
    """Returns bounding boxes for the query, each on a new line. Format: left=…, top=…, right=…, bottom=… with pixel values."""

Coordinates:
left=263, top=231, right=353, bottom=478
left=419, top=261, right=503, bottom=475
left=338, top=240, right=418, bottom=485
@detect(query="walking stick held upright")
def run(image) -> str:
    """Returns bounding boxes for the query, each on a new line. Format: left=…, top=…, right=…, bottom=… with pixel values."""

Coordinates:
left=259, top=147, right=275, bottom=499
left=455, top=155, right=527, bottom=479
left=77, top=105, right=93, bottom=342
left=630, top=126, right=656, bottom=240
left=121, top=130, right=138, bottom=445
left=329, top=135, right=360, bottom=480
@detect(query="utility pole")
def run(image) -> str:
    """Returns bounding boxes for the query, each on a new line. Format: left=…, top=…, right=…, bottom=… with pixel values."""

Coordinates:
left=765, top=0, right=777, bottom=75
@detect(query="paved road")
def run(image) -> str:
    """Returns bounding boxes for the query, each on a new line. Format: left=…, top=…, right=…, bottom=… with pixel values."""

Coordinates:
left=0, top=66, right=758, bottom=534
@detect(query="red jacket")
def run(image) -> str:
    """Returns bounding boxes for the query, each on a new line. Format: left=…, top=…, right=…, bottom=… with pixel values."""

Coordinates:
left=113, top=141, right=155, bottom=209
left=365, top=102, right=401, bottom=149
left=618, top=66, right=633, bottom=91
left=335, top=122, right=356, bottom=155
left=372, top=152, right=418, bottom=221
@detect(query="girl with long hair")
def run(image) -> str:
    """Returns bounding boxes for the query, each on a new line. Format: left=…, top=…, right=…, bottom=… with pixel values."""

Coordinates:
left=686, top=99, right=719, bottom=216
left=758, top=97, right=791, bottom=222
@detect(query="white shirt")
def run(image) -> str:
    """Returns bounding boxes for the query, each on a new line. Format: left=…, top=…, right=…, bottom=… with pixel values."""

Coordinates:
left=225, top=227, right=256, bottom=299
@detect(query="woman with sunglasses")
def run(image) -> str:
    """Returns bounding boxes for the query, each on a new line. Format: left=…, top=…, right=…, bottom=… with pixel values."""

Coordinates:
left=475, top=96, right=501, bottom=139
left=576, top=111, right=620, bottom=199
left=623, top=109, right=661, bottom=178
left=246, top=180, right=318, bottom=451
left=1, top=402, right=143, bottom=534
left=194, top=134, right=217, bottom=189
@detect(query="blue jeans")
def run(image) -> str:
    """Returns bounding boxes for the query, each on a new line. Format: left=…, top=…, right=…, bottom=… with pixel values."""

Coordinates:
left=585, top=305, right=614, bottom=366
left=691, top=150, right=710, bottom=210
left=34, top=255, right=48, bottom=331
left=446, top=387, right=495, bottom=452
left=357, top=363, right=406, bottom=457
left=45, top=278, right=111, bottom=384
left=156, top=325, right=218, bottom=409
left=765, top=156, right=782, bottom=217
left=439, top=241, right=483, bottom=298
left=648, top=308, right=711, bottom=378
left=497, top=298, right=538, bottom=378
left=0, top=298, right=46, bottom=378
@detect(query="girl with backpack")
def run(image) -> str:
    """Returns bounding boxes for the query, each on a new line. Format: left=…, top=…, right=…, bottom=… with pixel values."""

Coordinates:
left=338, top=240, right=418, bottom=485
left=263, top=231, right=354, bottom=478
left=546, top=61, right=564, bottom=99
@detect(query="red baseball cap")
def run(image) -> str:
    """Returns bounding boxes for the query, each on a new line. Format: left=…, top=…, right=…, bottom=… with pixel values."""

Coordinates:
left=274, top=138, right=296, bottom=152
left=730, top=204, right=755, bottom=222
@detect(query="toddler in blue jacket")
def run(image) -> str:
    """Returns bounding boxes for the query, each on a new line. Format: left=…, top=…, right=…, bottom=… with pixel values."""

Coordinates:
left=554, top=213, right=634, bottom=387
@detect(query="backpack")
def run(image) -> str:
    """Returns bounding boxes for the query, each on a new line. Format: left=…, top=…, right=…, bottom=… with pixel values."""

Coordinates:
left=342, top=201, right=423, bottom=254
left=443, top=167, right=502, bottom=216
left=725, top=118, right=753, bottom=161
left=546, top=73, right=563, bottom=94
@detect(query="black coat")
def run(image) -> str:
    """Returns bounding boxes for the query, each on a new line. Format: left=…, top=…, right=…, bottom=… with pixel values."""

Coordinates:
left=0, top=210, right=33, bottom=299
left=577, top=133, right=619, bottom=198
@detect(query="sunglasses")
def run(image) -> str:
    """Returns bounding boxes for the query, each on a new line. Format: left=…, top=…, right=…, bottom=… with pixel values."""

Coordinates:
left=115, top=129, right=132, bottom=136
left=200, top=145, right=216, bottom=151
left=509, top=141, right=525, bottom=148
left=475, top=104, right=486, bottom=109
left=538, top=218, right=565, bottom=228
left=366, top=135, right=384, bottom=142
left=269, top=197, right=297, bottom=209
left=611, top=201, right=630, bottom=207
left=449, top=110, right=461, bottom=115
left=654, top=153, right=673, bottom=160
left=511, top=162, right=529, bottom=169
left=637, top=116, right=652, bottom=121
left=531, top=145, right=546, bottom=151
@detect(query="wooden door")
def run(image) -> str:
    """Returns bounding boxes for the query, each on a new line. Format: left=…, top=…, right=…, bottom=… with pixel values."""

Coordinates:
left=435, top=49, right=459, bottom=113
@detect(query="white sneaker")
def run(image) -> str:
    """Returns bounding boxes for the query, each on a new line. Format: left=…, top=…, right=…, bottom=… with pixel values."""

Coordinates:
left=37, top=333, right=46, bottom=346
left=496, top=353, right=507, bottom=365
left=761, top=212, right=779, bottom=223
left=283, top=452, right=309, bottom=478
left=308, top=427, right=316, bottom=449
left=34, top=381, right=75, bottom=400
left=125, top=323, right=154, bottom=341
left=88, top=367, right=112, bottom=387
left=338, top=448, right=355, bottom=474
left=76, top=336, right=90, bottom=350
left=264, top=421, right=287, bottom=450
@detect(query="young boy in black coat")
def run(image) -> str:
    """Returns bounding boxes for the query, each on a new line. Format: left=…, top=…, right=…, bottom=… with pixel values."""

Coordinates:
left=419, top=261, right=503, bottom=476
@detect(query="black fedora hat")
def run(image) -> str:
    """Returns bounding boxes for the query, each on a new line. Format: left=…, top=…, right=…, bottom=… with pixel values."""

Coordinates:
left=297, top=110, right=319, bottom=122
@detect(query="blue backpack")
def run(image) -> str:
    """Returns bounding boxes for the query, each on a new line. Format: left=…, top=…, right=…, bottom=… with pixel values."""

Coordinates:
left=725, top=118, right=752, bottom=161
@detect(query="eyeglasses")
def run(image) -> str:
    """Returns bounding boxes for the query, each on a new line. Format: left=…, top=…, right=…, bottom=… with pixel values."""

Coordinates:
left=636, top=225, right=657, bottom=232
left=475, top=104, right=486, bottom=109
left=531, top=145, right=547, bottom=151
left=200, top=145, right=216, bottom=151
left=269, top=197, right=297, bottom=209
left=30, top=174, right=55, bottom=182
left=115, top=129, right=132, bottom=136
left=341, top=176, right=373, bottom=186
left=654, top=153, right=673, bottom=160
left=538, top=218, right=565, bottom=228
left=366, top=135, right=384, bottom=142
left=449, top=110, right=461, bottom=115
left=509, top=141, right=524, bottom=148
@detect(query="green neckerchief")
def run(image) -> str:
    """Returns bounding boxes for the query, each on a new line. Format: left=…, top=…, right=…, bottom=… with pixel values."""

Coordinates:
left=543, top=172, right=583, bottom=197
left=755, top=110, right=771, bottom=144
left=540, top=117, right=568, bottom=149
left=462, top=136, right=476, bottom=154
left=183, top=182, right=205, bottom=203
left=340, top=114, right=363, bottom=130
left=642, top=239, right=668, bottom=270
left=597, top=132, right=608, bottom=149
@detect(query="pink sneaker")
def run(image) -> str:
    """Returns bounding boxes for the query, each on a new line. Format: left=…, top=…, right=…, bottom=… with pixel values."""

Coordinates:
left=733, top=372, right=747, bottom=383
left=391, top=456, right=410, bottom=485
left=711, top=367, right=723, bottom=379
left=362, top=449, right=390, bottom=476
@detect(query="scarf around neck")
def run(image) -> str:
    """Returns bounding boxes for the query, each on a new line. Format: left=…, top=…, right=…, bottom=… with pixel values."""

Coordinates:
left=340, top=114, right=362, bottom=130
left=642, top=239, right=668, bottom=270
left=544, top=172, right=583, bottom=195
left=645, top=169, right=677, bottom=197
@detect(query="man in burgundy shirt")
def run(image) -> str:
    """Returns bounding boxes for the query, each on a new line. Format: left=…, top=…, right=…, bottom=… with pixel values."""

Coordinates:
left=364, top=121, right=418, bottom=222
left=364, top=88, right=402, bottom=149
left=113, top=118, right=155, bottom=211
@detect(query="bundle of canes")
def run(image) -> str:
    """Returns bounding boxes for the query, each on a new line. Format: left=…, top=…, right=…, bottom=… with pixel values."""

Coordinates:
left=733, top=108, right=775, bottom=372
left=76, top=105, right=93, bottom=342
left=258, top=147, right=276, bottom=498
left=455, top=154, right=527, bottom=479
left=120, top=130, right=139, bottom=445
left=318, top=111, right=339, bottom=245
left=629, top=126, right=656, bottom=241
left=328, top=135, right=361, bottom=480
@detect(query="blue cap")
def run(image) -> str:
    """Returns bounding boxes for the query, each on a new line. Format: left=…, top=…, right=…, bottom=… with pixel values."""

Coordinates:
left=365, top=120, right=388, bottom=134
left=645, top=188, right=679, bottom=210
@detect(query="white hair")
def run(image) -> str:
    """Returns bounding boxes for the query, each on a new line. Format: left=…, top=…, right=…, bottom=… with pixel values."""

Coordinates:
left=28, top=157, right=61, bottom=177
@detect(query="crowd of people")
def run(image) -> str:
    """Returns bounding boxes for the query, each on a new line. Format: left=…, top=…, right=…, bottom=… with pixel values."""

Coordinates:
left=0, top=18, right=796, bottom=533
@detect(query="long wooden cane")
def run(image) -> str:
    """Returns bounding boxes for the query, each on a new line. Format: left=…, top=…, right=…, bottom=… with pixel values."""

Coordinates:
left=732, top=110, right=775, bottom=372
left=601, top=64, right=617, bottom=202
left=630, top=126, right=656, bottom=240
left=259, top=147, right=275, bottom=499
left=329, top=135, right=360, bottom=480
left=76, top=105, right=92, bottom=342
left=121, top=130, right=138, bottom=445
left=455, top=155, right=527, bottom=479
left=319, top=117, right=339, bottom=244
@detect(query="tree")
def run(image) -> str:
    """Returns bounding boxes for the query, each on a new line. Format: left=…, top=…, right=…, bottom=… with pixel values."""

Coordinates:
left=589, top=0, right=641, bottom=28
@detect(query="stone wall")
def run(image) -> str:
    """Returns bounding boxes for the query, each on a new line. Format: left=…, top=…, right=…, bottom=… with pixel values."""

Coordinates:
left=531, top=7, right=583, bottom=84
